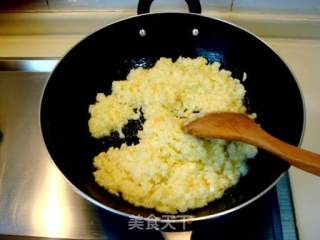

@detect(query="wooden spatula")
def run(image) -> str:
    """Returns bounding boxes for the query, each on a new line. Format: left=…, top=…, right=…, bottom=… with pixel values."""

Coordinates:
left=184, top=112, right=320, bottom=176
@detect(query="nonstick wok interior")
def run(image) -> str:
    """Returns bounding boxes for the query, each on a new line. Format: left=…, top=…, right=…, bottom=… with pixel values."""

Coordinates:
left=41, top=13, right=304, bottom=220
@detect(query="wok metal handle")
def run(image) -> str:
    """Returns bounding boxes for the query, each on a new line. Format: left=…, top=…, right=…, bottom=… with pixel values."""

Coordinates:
left=137, top=0, right=202, bottom=14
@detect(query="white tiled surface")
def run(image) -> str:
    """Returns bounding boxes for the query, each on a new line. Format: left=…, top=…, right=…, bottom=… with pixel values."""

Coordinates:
left=0, top=0, right=47, bottom=11
left=47, top=0, right=137, bottom=10
left=47, top=0, right=231, bottom=11
left=267, top=38, right=320, bottom=240
left=0, top=0, right=320, bottom=14
left=233, top=0, right=320, bottom=14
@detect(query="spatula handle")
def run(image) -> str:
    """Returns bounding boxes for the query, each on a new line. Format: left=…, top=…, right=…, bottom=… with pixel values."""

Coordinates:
left=249, top=129, right=320, bottom=176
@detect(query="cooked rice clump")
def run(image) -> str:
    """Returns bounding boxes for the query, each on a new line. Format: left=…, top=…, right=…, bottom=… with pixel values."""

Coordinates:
left=89, top=57, right=257, bottom=213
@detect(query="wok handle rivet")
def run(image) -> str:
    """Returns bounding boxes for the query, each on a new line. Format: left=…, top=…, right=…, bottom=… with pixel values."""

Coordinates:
left=192, top=28, right=199, bottom=36
left=139, top=29, right=146, bottom=37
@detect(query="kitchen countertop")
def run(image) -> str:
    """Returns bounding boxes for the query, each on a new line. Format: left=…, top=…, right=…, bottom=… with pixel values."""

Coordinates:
left=273, top=39, right=320, bottom=240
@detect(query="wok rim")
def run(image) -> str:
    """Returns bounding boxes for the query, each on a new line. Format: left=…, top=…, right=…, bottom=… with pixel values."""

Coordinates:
left=39, top=11, right=306, bottom=223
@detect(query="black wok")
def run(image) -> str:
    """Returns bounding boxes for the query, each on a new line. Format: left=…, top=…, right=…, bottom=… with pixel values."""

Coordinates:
left=40, top=0, right=304, bottom=232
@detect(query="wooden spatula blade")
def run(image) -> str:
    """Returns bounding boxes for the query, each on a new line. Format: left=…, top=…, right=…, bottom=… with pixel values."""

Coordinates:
left=184, top=112, right=320, bottom=176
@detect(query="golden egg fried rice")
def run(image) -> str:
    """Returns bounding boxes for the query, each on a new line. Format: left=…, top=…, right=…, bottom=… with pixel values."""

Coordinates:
left=88, top=57, right=257, bottom=213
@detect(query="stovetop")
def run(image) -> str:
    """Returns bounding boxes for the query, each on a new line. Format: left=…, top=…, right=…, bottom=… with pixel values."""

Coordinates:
left=0, top=60, right=297, bottom=239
